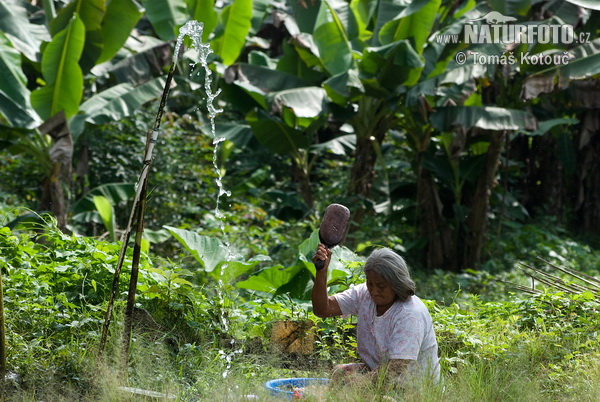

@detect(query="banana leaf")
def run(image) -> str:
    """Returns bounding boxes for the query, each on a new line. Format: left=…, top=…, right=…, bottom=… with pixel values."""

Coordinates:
left=431, top=106, right=537, bottom=132
left=30, top=15, right=85, bottom=120
left=211, top=0, right=252, bottom=65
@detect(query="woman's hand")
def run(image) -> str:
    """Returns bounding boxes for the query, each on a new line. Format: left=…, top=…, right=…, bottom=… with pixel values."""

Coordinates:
left=311, top=243, right=341, bottom=318
left=312, top=243, right=332, bottom=271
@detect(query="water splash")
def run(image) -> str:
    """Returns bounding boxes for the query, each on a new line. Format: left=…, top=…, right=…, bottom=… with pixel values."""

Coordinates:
left=220, top=339, right=243, bottom=379
left=176, top=22, right=231, bottom=245
left=175, top=20, right=237, bottom=379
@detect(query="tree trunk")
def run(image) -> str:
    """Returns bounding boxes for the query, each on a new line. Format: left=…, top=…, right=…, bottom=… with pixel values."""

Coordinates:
left=573, top=112, right=600, bottom=234
left=463, top=131, right=505, bottom=269
left=38, top=112, right=72, bottom=232
left=417, top=168, right=457, bottom=270
left=348, top=134, right=381, bottom=197
left=347, top=98, right=396, bottom=221
left=525, top=133, right=563, bottom=217
left=292, top=159, right=313, bottom=209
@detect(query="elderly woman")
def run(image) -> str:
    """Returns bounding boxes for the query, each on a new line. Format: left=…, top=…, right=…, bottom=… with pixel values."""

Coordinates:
left=312, top=245, right=440, bottom=387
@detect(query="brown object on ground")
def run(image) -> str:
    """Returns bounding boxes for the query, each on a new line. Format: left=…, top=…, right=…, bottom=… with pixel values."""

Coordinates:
left=270, top=320, right=315, bottom=355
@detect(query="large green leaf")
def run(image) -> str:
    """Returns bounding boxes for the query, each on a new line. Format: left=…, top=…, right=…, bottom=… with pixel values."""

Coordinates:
left=236, top=264, right=306, bottom=295
left=565, top=0, right=600, bottom=10
left=68, top=77, right=166, bottom=140
left=326, top=0, right=360, bottom=42
left=311, top=134, right=356, bottom=156
left=71, top=183, right=135, bottom=216
left=350, top=0, right=377, bottom=42
left=373, top=0, right=431, bottom=44
left=229, top=63, right=308, bottom=92
left=555, top=39, right=600, bottom=80
left=226, top=63, right=309, bottom=110
left=237, top=229, right=358, bottom=298
left=164, top=226, right=229, bottom=272
left=378, top=0, right=440, bottom=50
left=298, top=229, right=358, bottom=285
left=92, top=195, right=116, bottom=242
left=188, top=0, right=219, bottom=42
left=0, top=0, right=49, bottom=61
left=312, top=0, right=353, bottom=75
left=405, top=55, right=495, bottom=106
left=289, top=0, right=321, bottom=33
left=142, top=0, right=189, bottom=41
left=97, top=0, right=143, bottom=63
left=50, top=0, right=106, bottom=73
left=109, top=43, right=171, bottom=85
left=323, top=69, right=364, bottom=105
left=359, top=40, right=423, bottom=89
left=246, top=109, right=311, bottom=154
left=31, top=15, right=85, bottom=120
left=0, top=92, right=39, bottom=129
left=208, top=255, right=271, bottom=284
left=378, top=0, right=441, bottom=85
left=0, top=33, right=40, bottom=128
left=526, top=118, right=580, bottom=137
left=212, top=0, right=253, bottom=65
left=523, top=38, right=600, bottom=99
left=267, top=87, right=329, bottom=128
left=430, top=106, right=537, bottom=132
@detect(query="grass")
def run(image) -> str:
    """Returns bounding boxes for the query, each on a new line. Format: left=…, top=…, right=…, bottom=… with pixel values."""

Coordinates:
left=2, top=213, right=599, bottom=401
left=2, top=303, right=598, bottom=402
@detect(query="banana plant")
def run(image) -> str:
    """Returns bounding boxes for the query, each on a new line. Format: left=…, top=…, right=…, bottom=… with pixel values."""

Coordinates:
left=221, top=0, right=600, bottom=271
left=409, top=0, right=600, bottom=270
left=0, top=0, right=148, bottom=228
left=216, top=0, right=446, bottom=216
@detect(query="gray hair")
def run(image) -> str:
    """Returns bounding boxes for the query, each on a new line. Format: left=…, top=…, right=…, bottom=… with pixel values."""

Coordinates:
left=364, top=248, right=415, bottom=301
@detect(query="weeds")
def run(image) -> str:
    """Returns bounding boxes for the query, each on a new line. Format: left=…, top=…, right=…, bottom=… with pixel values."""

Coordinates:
left=1, top=213, right=600, bottom=400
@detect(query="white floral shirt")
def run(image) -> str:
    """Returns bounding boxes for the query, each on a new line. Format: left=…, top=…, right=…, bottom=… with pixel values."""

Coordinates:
left=335, top=283, right=440, bottom=382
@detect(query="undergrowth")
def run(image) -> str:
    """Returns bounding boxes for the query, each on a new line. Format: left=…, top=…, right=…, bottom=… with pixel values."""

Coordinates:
left=1, top=211, right=600, bottom=400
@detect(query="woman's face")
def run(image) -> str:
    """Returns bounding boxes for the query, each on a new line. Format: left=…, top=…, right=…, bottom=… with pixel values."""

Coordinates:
left=366, top=271, right=397, bottom=308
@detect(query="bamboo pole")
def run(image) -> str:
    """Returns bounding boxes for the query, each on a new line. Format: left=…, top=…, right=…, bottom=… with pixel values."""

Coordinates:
left=517, top=263, right=583, bottom=294
left=536, top=257, right=600, bottom=291
left=98, top=61, right=177, bottom=357
left=121, top=131, right=152, bottom=370
left=516, top=261, right=600, bottom=297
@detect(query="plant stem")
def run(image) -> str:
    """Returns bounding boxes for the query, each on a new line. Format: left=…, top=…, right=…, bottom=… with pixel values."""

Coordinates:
left=122, top=169, right=149, bottom=373
left=41, top=0, right=56, bottom=26
left=98, top=61, right=177, bottom=357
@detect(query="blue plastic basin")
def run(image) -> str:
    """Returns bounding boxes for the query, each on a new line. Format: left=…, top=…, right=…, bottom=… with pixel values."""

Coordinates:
left=264, top=377, right=329, bottom=399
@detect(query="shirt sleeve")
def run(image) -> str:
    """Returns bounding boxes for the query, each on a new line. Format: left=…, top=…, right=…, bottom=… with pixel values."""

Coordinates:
left=387, top=311, right=425, bottom=361
left=333, top=284, right=365, bottom=316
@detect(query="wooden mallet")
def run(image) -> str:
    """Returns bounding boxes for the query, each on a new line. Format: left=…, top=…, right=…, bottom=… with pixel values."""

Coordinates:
left=315, top=203, right=350, bottom=270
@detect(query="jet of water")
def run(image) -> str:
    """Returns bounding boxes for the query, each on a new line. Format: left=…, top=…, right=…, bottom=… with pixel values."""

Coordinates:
left=175, top=20, right=239, bottom=379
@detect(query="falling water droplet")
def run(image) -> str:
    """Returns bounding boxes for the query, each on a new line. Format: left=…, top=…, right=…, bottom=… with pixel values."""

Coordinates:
left=175, top=20, right=238, bottom=380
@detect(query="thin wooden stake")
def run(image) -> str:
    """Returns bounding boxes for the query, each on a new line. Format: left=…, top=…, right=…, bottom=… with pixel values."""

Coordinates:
left=536, top=257, right=600, bottom=291
left=98, top=61, right=177, bottom=358
left=121, top=132, right=152, bottom=371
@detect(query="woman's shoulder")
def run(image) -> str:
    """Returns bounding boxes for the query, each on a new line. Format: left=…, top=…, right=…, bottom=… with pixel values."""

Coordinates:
left=335, top=282, right=369, bottom=303
left=395, top=296, right=430, bottom=315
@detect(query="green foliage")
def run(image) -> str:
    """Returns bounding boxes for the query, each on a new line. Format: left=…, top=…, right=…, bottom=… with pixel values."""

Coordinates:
left=2, top=0, right=600, bottom=399
left=432, top=291, right=600, bottom=397
left=1, top=213, right=600, bottom=399
left=212, top=0, right=253, bottom=65
left=30, top=14, right=85, bottom=120
left=0, top=219, right=120, bottom=388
